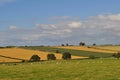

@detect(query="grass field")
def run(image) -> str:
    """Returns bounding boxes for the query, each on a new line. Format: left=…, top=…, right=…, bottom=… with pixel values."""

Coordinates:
left=20, top=46, right=112, bottom=58
left=0, top=48, right=82, bottom=62
left=0, top=59, right=120, bottom=80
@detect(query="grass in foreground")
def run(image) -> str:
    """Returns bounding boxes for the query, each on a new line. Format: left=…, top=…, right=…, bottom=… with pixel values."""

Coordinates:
left=0, top=59, right=120, bottom=80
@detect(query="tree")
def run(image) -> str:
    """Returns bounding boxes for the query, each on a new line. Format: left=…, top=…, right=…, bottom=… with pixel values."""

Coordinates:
left=112, top=52, right=120, bottom=59
left=29, top=54, right=40, bottom=62
left=61, top=44, right=65, bottom=46
left=66, top=43, right=69, bottom=46
left=47, top=54, right=56, bottom=60
left=79, top=42, right=85, bottom=46
left=62, top=52, right=71, bottom=60
left=93, top=43, right=96, bottom=46
left=112, top=53, right=116, bottom=58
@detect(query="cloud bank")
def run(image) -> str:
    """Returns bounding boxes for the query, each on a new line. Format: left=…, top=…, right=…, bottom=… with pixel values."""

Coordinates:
left=1, top=14, right=120, bottom=46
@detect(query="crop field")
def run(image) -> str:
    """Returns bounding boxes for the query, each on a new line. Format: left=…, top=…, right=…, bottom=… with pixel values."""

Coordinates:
left=0, top=48, right=82, bottom=62
left=0, top=46, right=116, bottom=62
left=20, top=46, right=112, bottom=58
left=0, top=59, right=120, bottom=80
left=93, top=46, right=120, bottom=52
left=56, top=46, right=115, bottom=53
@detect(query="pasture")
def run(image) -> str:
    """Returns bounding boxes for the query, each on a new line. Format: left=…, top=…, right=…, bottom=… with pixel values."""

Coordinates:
left=0, top=59, right=120, bottom=80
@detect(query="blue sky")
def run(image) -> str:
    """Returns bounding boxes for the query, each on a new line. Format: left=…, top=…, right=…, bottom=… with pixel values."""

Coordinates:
left=0, top=0, right=120, bottom=46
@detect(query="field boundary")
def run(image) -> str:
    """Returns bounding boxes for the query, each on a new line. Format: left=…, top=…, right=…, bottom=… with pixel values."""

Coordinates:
left=0, top=55, right=27, bottom=61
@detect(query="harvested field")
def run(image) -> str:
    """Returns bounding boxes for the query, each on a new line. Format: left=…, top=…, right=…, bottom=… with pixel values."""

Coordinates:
left=56, top=46, right=115, bottom=53
left=0, top=48, right=84, bottom=62
left=0, top=57, right=20, bottom=62
left=94, top=46, right=120, bottom=52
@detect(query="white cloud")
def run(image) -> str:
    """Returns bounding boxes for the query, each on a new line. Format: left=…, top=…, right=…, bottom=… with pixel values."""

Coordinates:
left=36, top=24, right=56, bottom=30
left=9, top=25, right=18, bottom=30
left=1, top=14, right=120, bottom=46
left=108, top=14, right=120, bottom=21
left=21, top=34, right=44, bottom=41
left=68, top=22, right=82, bottom=28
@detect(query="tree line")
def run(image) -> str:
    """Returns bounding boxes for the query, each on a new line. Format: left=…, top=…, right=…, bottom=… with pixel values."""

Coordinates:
left=29, top=52, right=71, bottom=62
left=61, top=42, right=96, bottom=46
left=27, top=51, right=120, bottom=62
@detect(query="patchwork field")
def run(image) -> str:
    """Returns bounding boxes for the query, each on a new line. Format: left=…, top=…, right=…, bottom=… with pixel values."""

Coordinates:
left=0, top=46, right=119, bottom=80
left=20, top=46, right=112, bottom=58
left=0, top=48, right=83, bottom=62
left=56, top=46, right=115, bottom=53
left=0, top=46, right=116, bottom=62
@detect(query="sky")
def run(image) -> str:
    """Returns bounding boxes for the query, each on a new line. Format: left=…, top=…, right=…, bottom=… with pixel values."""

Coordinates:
left=0, top=0, right=120, bottom=46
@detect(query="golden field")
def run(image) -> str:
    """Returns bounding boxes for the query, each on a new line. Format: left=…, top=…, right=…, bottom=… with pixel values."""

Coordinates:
left=0, top=48, right=85, bottom=62
left=56, top=46, right=115, bottom=53
left=94, top=46, right=120, bottom=52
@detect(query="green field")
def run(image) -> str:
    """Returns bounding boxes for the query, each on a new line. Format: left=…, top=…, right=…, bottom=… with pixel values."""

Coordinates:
left=0, top=59, right=120, bottom=80
left=20, top=46, right=112, bottom=58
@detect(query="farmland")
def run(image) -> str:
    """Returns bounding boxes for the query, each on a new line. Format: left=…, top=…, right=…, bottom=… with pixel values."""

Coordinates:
left=20, top=46, right=112, bottom=58
left=56, top=46, right=115, bottom=53
left=93, top=46, right=120, bottom=52
left=0, top=59, right=120, bottom=80
left=0, top=48, right=83, bottom=62
left=0, top=46, right=117, bottom=62
left=0, top=46, right=119, bottom=80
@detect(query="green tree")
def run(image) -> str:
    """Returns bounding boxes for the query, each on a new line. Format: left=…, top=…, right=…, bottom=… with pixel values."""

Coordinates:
left=66, top=43, right=69, bottom=46
left=93, top=43, right=96, bottom=46
left=47, top=54, right=56, bottom=60
left=89, top=55, right=96, bottom=59
left=61, top=44, right=65, bottom=46
left=62, top=52, right=71, bottom=60
left=112, top=52, right=120, bottom=59
left=79, top=42, right=86, bottom=46
left=29, top=54, right=40, bottom=62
